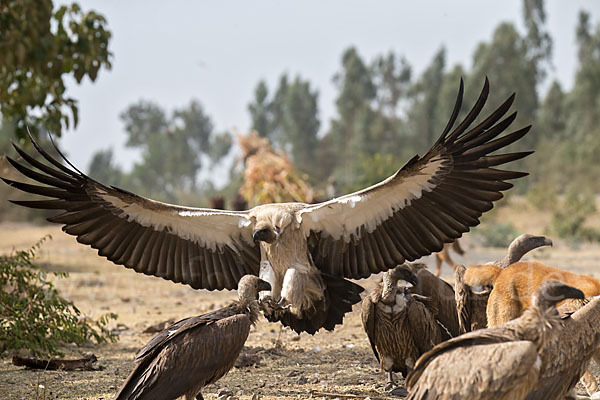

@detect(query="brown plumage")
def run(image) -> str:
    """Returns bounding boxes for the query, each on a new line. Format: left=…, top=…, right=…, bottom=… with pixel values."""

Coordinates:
left=411, top=263, right=460, bottom=338
left=406, top=281, right=585, bottom=400
left=526, top=296, right=600, bottom=400
left=362, top=264, right=446, bottom=390
left=115, top=275, right=270, bottom=400
left=455, top=264, right=489, bottom=333
left=3, top=79, right=532, bottom=334
left=455, top=234, right=553, bottom=333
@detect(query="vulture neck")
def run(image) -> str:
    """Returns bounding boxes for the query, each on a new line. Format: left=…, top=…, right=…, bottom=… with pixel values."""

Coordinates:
left=235, top=298, right=261, bottom=325
left=262, top=228, right=308, bottom=270
left=516, top=301, right=562, bottom=350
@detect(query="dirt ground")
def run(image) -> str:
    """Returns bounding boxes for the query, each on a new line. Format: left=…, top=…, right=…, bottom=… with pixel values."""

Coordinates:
left=1, top=207, right=600, bottom=399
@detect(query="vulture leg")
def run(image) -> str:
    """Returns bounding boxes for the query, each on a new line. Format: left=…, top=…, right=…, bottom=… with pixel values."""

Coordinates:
left=385, top=371, right=396, bottom=390
left=434, top=254, right=442, bottom=277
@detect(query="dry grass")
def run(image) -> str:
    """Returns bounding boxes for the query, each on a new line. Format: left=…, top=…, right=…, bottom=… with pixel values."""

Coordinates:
left=1, top=212, right=599, bottom=399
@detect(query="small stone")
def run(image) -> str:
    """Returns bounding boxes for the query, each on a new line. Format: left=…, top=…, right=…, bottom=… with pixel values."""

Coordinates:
left=251, top=394, right=261, bottom=400
left=217, top=388, right=233, bottom=398
left=296, top=376, right=309, bottom=384
left=390, top=387, right=409, bottom=396
left=290, top=335, right=301, bottom=341
left=287, top=370, right=299, bottom=377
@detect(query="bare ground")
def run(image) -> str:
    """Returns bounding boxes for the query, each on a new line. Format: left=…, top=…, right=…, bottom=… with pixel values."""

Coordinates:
left=1, top=211, right=599, bottom=399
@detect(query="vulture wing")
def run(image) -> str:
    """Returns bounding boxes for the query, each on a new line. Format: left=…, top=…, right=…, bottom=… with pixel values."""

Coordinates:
left=406, top=341, right=539, bottom=400
left=527, top=297, right=600, bottom=400
left=116, top=313, right=251, bottom=400
left=134, top=304, right=240, bottom=363
left=300, top=79, right=532, bottom=279
left=360, top=293, right=380, bottom=363
left=406, top=321, right=523, bottom=389
left=2, top=138, right=260, bottom=290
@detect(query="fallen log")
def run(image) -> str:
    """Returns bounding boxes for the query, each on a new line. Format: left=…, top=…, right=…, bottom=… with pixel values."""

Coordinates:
left=12, top=353, right=98, bottom=370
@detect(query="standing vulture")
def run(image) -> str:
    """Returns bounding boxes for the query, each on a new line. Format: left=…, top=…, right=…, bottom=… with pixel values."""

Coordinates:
left=362, top=264, right=447, bottom=393
left=2, top=79, right=533, bottom=334
left=115, top=275, right=271, bottom=400
left=455, top=234, right=553, bottom=333
left=405, top=281, right=585, bottom=400
left=526, top=296, right=600, bottom=400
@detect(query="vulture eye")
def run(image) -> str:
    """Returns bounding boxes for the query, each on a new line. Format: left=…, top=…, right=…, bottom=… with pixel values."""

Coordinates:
left=274, top=226, right=281, bottom=234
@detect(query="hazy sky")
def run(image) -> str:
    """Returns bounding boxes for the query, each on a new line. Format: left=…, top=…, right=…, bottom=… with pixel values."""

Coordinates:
left=58, top=1, right=600, bottom=174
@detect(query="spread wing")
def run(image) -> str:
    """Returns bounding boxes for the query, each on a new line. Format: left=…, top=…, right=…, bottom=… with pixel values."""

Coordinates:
left=406, top=341, right=539, bottom=400
left=2, top=138, right=260, bottom=290
left=300, top=79, right=532, bottom=279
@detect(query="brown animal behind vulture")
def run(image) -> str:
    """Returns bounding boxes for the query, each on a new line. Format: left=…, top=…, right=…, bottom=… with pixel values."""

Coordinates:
left=455, top=234, right=553, bottom=334
left=115, top=275, right=270, bottom=400
left=362, top=264, right=448, bottom=394
left=3, top=78, right=533, bottom=334
left=406, top=281, right=585, bottom=400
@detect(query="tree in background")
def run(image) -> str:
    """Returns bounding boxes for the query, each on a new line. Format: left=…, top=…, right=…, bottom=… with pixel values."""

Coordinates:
left=87, top=148, right=123, bottom=187
left=248, top=74, right=320, bottom=179
left=405, top=47, right=446, bottom=153
left=0, top=1, right=112, bottom=138
left=87, top=100, right=232, bottom=204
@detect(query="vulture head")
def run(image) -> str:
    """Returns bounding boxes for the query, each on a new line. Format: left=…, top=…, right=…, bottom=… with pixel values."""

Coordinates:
left=499, top=233, right=553, bottom=267
left=238, top=275, right=272, bottom=302
left=381, top=264, right=419, bottom=304
left=533, top=280, right=585, bottom=310
left=252, top=208, right=296, bottom=244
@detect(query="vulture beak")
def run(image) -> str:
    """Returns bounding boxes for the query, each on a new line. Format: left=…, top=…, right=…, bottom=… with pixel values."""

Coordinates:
left=253, top=227, right=277, bottom=243
left=257, top=279, right=272, bottom=293
left=532, top=235, right=553, bottom=248
left=391, top=265, right=419, bottom=287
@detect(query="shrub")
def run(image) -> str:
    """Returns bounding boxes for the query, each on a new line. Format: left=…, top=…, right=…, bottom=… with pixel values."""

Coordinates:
left=0, top=236, right=118, bottom=357
left=547, top=190, right=600, bottom=244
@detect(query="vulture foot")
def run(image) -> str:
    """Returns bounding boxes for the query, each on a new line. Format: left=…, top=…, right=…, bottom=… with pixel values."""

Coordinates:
left=384, top=371, right=397, bottom=391
left=260, top=296, right=292, bottom=318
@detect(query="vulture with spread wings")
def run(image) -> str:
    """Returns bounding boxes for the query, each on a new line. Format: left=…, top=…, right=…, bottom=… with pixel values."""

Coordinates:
left=2, top=79, right=533, bottom=334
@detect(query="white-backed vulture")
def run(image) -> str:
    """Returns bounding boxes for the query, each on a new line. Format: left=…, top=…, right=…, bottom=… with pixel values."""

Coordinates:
left=115, top=275, right=270, bottom=400
left=405, top=281, right=585, bottom=400
left=455, top=234, right=553, bottom=333
left=526, top=296, right=600, bottom=400
left=3, top=78, right=533, bottom=334
left=361, top=264, right=447, bottom=391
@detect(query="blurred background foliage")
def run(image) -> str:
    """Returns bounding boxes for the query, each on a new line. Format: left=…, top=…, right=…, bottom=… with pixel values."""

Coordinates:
left=1, top=0, right=600, bottom=243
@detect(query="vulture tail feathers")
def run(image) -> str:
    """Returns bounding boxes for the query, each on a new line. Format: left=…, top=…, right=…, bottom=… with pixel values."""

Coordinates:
left=262, top=274, right=364, bottom=335
left=321, top=273, right=364, bottom=331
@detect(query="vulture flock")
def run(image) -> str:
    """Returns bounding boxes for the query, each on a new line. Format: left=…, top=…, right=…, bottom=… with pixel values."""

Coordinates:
left=4, top=79, right=600, bottom=399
